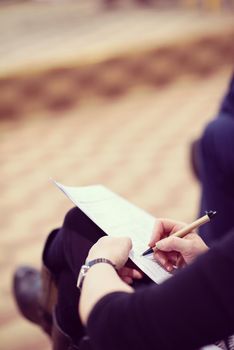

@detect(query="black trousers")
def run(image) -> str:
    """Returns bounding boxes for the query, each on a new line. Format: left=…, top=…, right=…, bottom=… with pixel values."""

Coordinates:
left=43, top=207, right=105, bottom=345
left=42, top=207, right=152, bottom=345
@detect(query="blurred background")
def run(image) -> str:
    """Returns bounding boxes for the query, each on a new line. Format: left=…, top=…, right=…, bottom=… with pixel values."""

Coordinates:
left=0, top=0, right=234, bottom=349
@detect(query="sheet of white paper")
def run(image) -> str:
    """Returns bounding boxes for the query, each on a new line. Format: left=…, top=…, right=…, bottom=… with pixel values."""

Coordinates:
left=53, top=180, right=171, bottom=284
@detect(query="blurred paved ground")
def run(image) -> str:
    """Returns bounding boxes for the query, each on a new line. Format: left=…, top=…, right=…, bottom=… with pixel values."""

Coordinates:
left=1, top=0, right=234, bottom=121
left=1, top=0, right=234, bottom=76
left=0, top=67, right=232, bottom=350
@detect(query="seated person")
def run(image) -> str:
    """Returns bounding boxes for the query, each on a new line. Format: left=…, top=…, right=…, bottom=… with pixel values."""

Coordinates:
left=13, top=73, right=234, bottom=349
left=13, top=207, right=234, bottom=350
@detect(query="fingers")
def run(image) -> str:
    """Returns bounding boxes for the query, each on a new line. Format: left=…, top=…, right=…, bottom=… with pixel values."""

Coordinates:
left=149, top=220, right=164, bottom=247
left=118, top=267, right=143, bottom=284
left=154, top=250, right=168, bottom=266
left=121, top=276, right=134, bottom=284
left=149, top=218, right=186, bottom=247
left=87, top=236, right=133, bottom=269
left=176, top=256, right=185, bottom=269
left=154, top=250, right=179, bottom=272
left=154, top=236, right=191, bottom=271
left=123, top=236, right=133, bottom=251
left=156, top=236, right=192, bottom=254
left=154, top=233, right=208, bottom=266
left=124, top=268, right=143, bottom=279
left=159, top=219, right=186, bottom=234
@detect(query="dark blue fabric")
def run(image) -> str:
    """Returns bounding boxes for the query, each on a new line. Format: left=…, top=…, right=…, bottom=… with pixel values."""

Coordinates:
left=198, top=74, right=234, bottom=245
left=219, top=74, right=234, bottom=117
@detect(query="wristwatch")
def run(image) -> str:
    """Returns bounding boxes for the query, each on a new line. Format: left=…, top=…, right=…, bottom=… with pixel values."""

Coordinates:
left=77, top=258, right=116, bottom=290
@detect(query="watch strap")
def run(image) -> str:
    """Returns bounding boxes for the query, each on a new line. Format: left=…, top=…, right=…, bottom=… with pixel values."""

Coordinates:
left=77, top=258, right=116, bottom=290
left=86, top=258, right=116, bottom=269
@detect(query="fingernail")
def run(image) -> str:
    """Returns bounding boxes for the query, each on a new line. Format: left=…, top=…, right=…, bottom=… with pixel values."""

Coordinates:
left=156, top=242, right=162, bottom=249
left=166, top=265, right=172, bottom=272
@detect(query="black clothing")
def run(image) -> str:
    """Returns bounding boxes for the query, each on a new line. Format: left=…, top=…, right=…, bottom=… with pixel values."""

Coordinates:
left=43, top=207, right=234, bottom=350
left=43, top=207, right=152, bottom=344
left=87, top=231, right=234, bottom=350
left=43, top=207, right=105, bottom=345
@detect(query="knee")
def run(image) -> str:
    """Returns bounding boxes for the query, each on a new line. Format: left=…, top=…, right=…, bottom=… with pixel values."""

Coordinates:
left=62, top=207, right=101, bottom=239
left=200, top=117, right=234, bottom=159
left=62, top=206, right=104, bottom=243
left=62, top=207, right=82, bottom=232
left=200, top=118, right=219, bottom=150
left=200, top=117, right=234, bottom=174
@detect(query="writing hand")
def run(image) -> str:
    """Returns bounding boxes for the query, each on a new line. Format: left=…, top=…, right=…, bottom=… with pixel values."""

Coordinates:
left=149, top=219, right=208, bottom=271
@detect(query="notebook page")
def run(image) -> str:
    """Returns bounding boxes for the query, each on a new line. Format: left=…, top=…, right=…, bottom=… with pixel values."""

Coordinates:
left=53, top=181, right=171, bottom=284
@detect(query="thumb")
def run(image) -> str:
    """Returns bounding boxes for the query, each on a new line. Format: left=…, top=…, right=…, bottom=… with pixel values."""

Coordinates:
left=149, top=220, right=163, bottom=247
left=156, top=236, right=191, bottom=254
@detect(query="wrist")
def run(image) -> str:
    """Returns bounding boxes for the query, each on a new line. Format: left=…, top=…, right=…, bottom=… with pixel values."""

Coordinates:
left=86, top=257, right=116, bottom=268
left=87, top=252, right=117, bottom=265
left=77, top=258, right=116, bottom=290
left=79, top=260, right=133, bottom=325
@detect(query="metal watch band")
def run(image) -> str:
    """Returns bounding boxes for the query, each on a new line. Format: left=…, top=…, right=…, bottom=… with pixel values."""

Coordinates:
left=77, top=258, right=116, bottom=290
left=86, top=258, right=116, bottom=269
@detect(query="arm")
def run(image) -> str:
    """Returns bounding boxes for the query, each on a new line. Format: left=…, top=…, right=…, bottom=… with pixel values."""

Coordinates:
left=84, top=233, right=234, bottom=350
left=79, top=236, right=134, bottom=325
left=81, top=217, right=207, bottom=323
left=79, top=263, right=133, bottom=325
left=79, top=218, right=208, bottom=326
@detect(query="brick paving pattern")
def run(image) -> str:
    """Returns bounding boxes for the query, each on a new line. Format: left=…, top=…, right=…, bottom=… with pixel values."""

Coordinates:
left=1, top=68, right=232, bottom=349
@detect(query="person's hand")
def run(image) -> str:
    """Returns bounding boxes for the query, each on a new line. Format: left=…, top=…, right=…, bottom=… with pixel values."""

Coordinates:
left=118, top=267, right=143, bottom=284
left=86, top=236, right=132, bottom=270
left=148, top=219, right=209, bottom=271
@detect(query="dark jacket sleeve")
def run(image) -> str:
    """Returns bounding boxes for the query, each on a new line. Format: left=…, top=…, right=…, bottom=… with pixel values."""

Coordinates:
left=219, top=73, right=234, bottom=117
left=87, top=232, right=234, bottom=350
